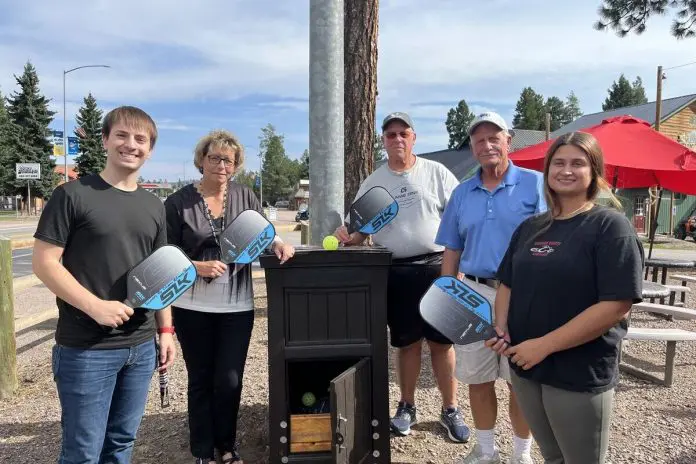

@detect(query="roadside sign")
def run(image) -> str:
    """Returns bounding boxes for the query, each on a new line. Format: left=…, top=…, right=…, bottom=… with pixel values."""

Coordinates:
left=15, top=163, right=41, bottom=180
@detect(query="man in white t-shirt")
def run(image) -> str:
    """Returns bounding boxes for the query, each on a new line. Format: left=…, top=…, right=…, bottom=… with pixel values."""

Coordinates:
left=335, top=112, right=470, bottom=443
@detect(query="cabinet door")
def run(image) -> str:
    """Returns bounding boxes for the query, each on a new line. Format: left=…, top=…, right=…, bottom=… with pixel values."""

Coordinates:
left=330, top=358, right=371, bottom=464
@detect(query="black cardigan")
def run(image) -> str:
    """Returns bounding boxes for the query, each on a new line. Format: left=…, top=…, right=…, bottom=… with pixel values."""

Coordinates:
left=164, top=181, right=264, bottom=262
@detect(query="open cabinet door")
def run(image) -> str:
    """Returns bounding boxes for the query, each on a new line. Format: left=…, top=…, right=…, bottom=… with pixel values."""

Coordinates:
left=330, top=358, right=371, bottom=464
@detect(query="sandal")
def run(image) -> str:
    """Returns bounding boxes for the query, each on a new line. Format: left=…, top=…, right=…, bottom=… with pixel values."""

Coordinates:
left=220, top=449, right=243, bottom=463
left=194, top=458, right=215, bottom=464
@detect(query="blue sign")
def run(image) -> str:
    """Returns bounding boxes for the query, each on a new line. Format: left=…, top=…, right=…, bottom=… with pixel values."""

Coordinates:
left=255, top=176, right=261, bottom=187
left=68, top=137, right=79, bottom=155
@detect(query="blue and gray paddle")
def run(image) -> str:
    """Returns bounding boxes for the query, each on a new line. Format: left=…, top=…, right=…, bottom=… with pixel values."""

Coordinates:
left=419, top=276, right=504, bottom=346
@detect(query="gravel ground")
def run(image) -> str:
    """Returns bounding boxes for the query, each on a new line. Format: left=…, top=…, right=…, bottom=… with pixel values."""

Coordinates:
left=2, top=273, right=696, bottom=463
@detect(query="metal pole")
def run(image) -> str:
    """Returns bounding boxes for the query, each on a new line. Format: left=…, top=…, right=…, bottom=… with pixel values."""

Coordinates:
left=259, top=144, right=264, bottom=207
left=309, top=0, right=345, bottom=245
left=63, top=71, right=68, bottom=183
left=27, top=182, right=31, bottom=216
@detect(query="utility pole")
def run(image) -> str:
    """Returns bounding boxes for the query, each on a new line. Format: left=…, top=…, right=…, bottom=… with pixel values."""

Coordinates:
left=648, top=65, right=665, bottom=258
left=309, top=0, right=345, bottom=245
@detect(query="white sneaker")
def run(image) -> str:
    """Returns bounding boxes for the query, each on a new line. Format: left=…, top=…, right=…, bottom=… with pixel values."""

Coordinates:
left=454, top=444, right=501, bottom=464
left=508, top=455, right=534, bottom=464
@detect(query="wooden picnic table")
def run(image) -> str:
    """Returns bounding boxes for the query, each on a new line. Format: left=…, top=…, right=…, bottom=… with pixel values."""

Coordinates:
left=642, top=280, right=670, bottom=300
left=644, top=258, right=696, bottom=285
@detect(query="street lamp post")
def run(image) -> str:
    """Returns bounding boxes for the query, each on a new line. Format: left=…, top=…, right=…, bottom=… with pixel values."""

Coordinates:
left=63, top=64, right=110, bottom=183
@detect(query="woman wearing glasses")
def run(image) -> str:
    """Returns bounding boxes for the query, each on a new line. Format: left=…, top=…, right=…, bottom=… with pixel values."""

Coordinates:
left=164, top=130, right=295, bottom=464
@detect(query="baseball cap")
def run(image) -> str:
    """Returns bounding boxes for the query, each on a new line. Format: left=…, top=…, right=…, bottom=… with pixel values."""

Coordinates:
left=468, top=111, right=510, bottom=136
left=381, top=112, right=415, bottom=131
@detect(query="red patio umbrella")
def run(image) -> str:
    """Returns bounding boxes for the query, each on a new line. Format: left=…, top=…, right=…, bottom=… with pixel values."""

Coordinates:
left=510, top=115, right=696, bottom=194
left=509, top=115, right=696, bottom=258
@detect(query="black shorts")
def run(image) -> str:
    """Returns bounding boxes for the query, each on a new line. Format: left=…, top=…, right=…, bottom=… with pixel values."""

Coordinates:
left=386, top=252, right=452, bottom=348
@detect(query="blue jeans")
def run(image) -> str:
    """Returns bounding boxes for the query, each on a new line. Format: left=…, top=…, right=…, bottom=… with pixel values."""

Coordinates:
left=51, top=339, right=156, bottom=464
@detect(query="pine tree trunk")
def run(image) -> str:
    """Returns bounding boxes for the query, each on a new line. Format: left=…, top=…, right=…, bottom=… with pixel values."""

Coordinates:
left=343, top=0, right=379, bottom=213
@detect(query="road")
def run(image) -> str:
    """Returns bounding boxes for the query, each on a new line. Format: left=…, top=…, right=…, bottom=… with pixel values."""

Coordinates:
left=9, top=231, right=302, bottom=278
left=12, top=248, right=34, bottom=278
left=6, top=212, right=694, bottom=278
left=0, top=219, right=38, bottom=239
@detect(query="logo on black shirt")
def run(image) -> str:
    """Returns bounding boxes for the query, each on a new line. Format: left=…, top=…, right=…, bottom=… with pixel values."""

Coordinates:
left=530, top=241, right=560, bottom=256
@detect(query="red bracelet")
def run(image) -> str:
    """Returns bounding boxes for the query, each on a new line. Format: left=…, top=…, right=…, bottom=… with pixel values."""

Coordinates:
left=157, top=326, right=175, bottom=334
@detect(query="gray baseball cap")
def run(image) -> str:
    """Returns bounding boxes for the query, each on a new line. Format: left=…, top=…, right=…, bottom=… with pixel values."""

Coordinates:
left=381, top=112, right=415, bottom=131
left=468, top=111, right=510, bottom=136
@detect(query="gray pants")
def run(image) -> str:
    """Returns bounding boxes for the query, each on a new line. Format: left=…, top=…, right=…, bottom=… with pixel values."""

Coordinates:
left=510, top=371, right=614, bottom=464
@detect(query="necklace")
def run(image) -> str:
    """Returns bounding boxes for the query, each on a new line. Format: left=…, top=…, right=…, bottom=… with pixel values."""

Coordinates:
left=556, top=202, right=593, bottom=220
left=195, top=181, right=227, bottom=247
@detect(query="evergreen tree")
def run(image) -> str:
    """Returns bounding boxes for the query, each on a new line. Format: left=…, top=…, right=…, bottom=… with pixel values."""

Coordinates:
left=561, top=91, right=583, bottom=126
left=631, top=76, right=649, bottom=105
left=259, top=124, right=294, bottom=203
left=4, top=62, right=57, bottom=200
left=544, top=96, right=567, bottom=132
left=373, top=133, right=385, bottom=163
left=73, top=93, right=107, bottom=177
left=0, top=91, right=12, bottom=195
left=445, top=99, right=475, bottom=148
left=298, top=149, right=310, bottom=179
left=603, top=74, right=637, bottom=110
left=594, top=0, right=696, bottom=39
left=513, top=87, right=546, bottom=130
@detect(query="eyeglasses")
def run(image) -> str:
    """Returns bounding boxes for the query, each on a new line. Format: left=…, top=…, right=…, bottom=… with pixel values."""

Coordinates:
left=207, top=154, right=236, bottom=169
left=384, top=131, right=413, bottom=140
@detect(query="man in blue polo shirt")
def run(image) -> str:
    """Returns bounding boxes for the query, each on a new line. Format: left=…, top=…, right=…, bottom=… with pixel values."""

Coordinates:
left=435, top=112, right=546, bottom=464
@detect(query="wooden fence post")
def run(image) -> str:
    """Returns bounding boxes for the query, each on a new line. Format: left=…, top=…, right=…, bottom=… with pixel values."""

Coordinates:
left=300, top=221, right=312, bottom=245
left=0, top=237, right=17, bottom=399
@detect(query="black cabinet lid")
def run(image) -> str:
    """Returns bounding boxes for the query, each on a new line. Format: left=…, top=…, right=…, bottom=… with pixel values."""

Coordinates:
left=259, top=246, right=392, bottom=269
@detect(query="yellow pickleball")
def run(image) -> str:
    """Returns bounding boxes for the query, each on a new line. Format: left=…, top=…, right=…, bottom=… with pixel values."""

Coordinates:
left=322, top=235, right=339, bottom=250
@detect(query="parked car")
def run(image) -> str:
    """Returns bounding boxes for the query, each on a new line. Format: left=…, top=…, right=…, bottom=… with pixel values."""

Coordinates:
left=275, top=200, right=289, bottom=208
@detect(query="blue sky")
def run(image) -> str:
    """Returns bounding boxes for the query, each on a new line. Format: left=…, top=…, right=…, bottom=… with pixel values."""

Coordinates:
left=1, top=0, right=694, bottom=181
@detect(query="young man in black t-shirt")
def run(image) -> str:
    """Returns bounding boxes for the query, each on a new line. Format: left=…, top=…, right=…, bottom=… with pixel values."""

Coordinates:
left=33, top=106, right=176, bottom=464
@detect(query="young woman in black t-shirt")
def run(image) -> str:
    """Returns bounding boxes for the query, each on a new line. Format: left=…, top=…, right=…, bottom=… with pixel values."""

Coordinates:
left=485, top=131, right=644, bottom=464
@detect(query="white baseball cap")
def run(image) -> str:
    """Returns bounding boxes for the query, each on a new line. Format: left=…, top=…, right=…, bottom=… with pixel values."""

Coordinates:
left=468, top=111, right=510, bottom=136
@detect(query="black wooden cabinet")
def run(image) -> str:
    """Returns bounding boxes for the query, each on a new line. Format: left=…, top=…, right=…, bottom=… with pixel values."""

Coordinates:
left=260, top=246, right=392, bottom=464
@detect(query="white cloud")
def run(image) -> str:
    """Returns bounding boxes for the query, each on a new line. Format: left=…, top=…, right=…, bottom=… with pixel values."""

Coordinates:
left=156, top=119, right=194, bottom=132
left=257, top=100, right=310, bottom=112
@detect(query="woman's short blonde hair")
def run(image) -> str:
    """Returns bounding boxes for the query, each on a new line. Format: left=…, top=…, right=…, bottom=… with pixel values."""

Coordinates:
left=193, top=129, right=245, bottom=174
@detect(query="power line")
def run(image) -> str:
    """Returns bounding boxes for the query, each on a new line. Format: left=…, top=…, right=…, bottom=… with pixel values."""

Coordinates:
left=664, top=60, right=696, bottom=71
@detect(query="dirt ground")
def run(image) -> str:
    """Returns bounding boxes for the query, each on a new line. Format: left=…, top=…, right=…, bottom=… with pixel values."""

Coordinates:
left=2, top=273, right=696, bottom=463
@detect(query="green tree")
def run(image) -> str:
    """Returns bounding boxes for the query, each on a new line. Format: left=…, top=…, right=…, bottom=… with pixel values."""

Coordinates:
left=445, top=99, right=475, bottom=148
left=603, top=74, right=648, bottom=110
left=594, top=0, right=696, bottom=39
left=561, top=91, right=583, bottom=126
left=0, top=91, right=12, bottom=194
left=4, top=62, right=57, bottom=201
left=234, top=168, right=260, bottom=198
left=73, top=93, right=107, bottom=177
left=513, top=87, right=546, bottom=130
left=632, top=76, right=649, bottom=105
left=544, top=96, right=567, bottom=132
left=373, top=133, right=385, bottom=163
left=298, top=149, right=309, bottom=179
left=259, top=124, right=294, bottom=203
